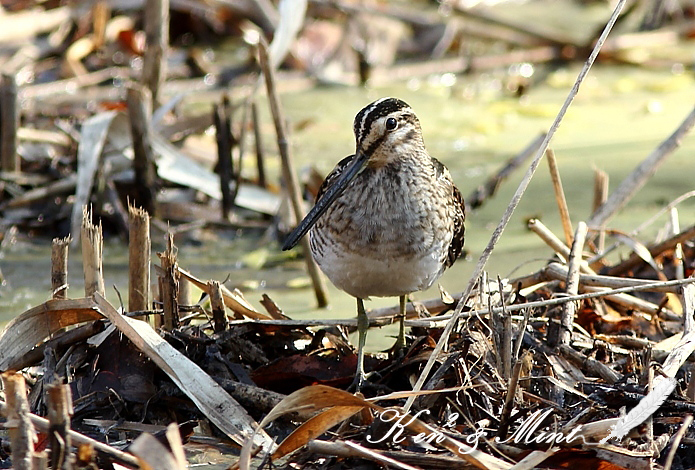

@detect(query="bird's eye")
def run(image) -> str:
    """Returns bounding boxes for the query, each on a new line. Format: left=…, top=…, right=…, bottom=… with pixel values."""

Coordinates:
left=385, top=117, right=398, bottom=131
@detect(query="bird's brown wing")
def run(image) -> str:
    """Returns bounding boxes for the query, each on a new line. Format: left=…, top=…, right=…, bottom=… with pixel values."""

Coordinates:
left=431, top=157, right=466, bottom=268
left=315, top=154, right=356, bottom=204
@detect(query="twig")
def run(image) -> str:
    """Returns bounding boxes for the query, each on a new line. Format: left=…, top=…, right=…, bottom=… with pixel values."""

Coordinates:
left=497, top=350, right=527, bottom=438
left=499, top=276, right=513, bottom=380
left=588, top=106, right=695, bottom=228
left=607, top=224, right=695, bottom=276
left=127, top=84, right=157, bottom=217
left=406, top=276, right=695, bottom=328
left=405, top=0, right=628, bottom=412
left=588, top=193, right=695, bottom=267
left=0, top=73, right=19, bottom=172
left=307, top=440, right=456, bottom=469
left=214, top=96, right=234, bottom=220
left=663, top=414, right=693, bottom=470
left=542, top=262, right=683, bottom=294
left=557, top=222, right=587, bottom=346
left=527, top=218, right=591, bottom=272
left=528, top=220, right=678, bottom=318
left=251, top=101, right=267, bottom=188
left=591, top=167, right=609, bottom=254
left=558, top=343, right=622, bottom=383
left=467, top=133, right=545, bottom=210
left=257, top=39, right=329, bottom=308
left=546, top=148, right=573, bottom=246
left=142, top=0, right=169, bottom=104
left=451, top=4, right=580, bottom=47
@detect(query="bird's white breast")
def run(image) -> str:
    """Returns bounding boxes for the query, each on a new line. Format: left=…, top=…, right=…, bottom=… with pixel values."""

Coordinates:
left=311, top=236, right=447, bottom=299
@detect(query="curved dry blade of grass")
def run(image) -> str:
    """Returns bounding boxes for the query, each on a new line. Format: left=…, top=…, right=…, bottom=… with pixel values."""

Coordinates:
left=272, top=405, right=365, bottom=460
left=239, top=384, right=512, bottom=470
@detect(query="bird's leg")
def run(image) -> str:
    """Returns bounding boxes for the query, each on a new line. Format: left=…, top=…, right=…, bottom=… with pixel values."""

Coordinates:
left=393, top=295, right=406, bottom=351
left=351, top=297, right=369, bottom=392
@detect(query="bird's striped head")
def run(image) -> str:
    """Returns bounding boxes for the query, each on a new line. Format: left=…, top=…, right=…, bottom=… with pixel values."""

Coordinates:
left=353, top=98, right=424, bottom=167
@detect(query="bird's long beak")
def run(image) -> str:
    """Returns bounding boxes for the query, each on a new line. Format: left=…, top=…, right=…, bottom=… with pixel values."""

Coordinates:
left=282, top=153, right=368, bottom=251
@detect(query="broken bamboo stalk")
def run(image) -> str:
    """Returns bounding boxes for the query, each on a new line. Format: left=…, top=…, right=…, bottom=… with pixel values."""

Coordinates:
left=81, top=206, right=105, bottom=297
left=0, top=73, right=19, bottom=172
left=546, top=148, right=573, bottom=246
left=1, top=372, right=35, bottom=470
left=258, top=39, right=329, bottom=308
left=46, top=383, right=73, bottom=470
left=0, top=400, right=140, bottom=467
left=209, top=280, right=228, bottom=332
left=142, top=0, right=168, bottom=104
left=127, top=84, right=157, bottom=217
left=589, top=106, right=695, bottom=228
left=51, top=236, right=70, bottom=299
left=129, top=204, right=151, bottom=315
left=159, top=233, right=179, bottom=331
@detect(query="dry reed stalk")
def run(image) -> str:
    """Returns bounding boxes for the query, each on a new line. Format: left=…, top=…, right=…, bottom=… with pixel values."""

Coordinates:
left=663, top=414, right=694, bottom=470
left=257, top=39, right=328, bottom=308
left=46, top=383, right=73, bottom=470
left=214, top=97, right=234, bottom=220
left=0, top=401, right=140, bottom=467
left=127, top=84, right=157, bottom=217
left=81, top=206, right=105, bottom=297
left=589, top=106, right=695, bottom=228
left=128, top=204, right=151, bottom=315
left=591, top=167, right=609, bottom=254
left=1, top=372, right=35, bottom=470
left=406, top=276, right=695, bottom=328
left=159, top=233, right=180, bottom=331
left=51, top=236, right=70, bottom=299
left=557, top=222, right=587, bottom=346
left=497, top=350, right=527, bottom=438
left=1, top=73, right=19, bottom=172
left=405, top=0, right=630, bottom=400
left=607, top=224, right=695, bottom=276
left=142, top=0, right=168, bottom=104
left=251, top=101, right=267, bottom=188
left=546, top=148, right=573, bottom=246
left=209, top=280, right=229, bottom=332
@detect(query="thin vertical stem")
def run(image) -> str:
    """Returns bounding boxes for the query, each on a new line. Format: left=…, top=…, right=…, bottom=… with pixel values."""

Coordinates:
left=257, top=39, right=329, bottom=308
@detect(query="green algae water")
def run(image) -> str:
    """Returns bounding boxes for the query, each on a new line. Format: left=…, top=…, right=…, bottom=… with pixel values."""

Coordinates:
left=2, top=65, right=694, bottom=352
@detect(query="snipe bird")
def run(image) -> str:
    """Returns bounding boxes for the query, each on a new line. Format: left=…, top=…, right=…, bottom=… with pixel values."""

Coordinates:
left=283, top=97, right=465, bottom=390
